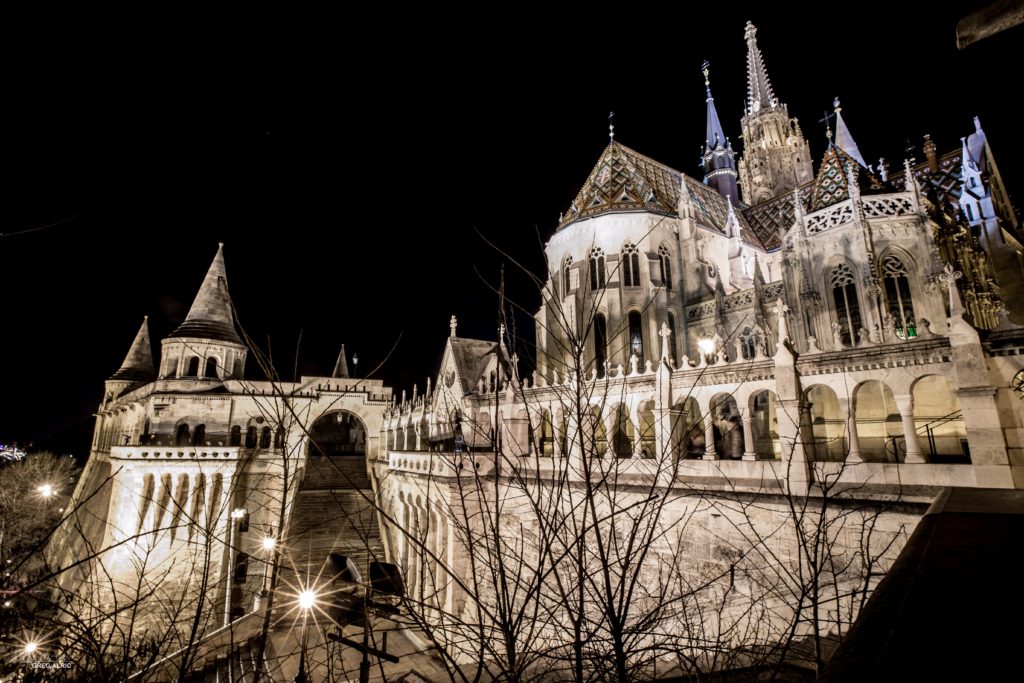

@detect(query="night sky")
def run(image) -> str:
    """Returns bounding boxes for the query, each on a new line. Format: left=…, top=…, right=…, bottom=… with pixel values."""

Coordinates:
left=2, top=6, right=1019, bottom=452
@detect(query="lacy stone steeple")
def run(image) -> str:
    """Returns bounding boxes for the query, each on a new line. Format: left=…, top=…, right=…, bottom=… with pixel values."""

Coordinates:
left=737, top=21, right=813, bottom=205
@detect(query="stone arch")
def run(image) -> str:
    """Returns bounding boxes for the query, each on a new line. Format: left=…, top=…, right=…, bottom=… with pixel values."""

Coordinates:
left=191, top=423, right=206, bottom=447
left=854, top=380, right=901, bottom=462
left=588, top=404, right=608, bottom=457
left=229, top=425, right=241, bottom=446
left=175, top=422, right=191, bottom=447
left=259, top=426, right=272, bottom=449
left=805, top=385, right=844, bottom=461
left=672, top=396, right=703, bottom=460
left=307, top=410, right=367, bottom=458
left=610, top=403, right=634, bottom=458
left=710, top=393, right=742, bottom=459
left=748, top=390, right=779, bottom=459
left=204, top=356, right=219, bottom=379
left=185, top=356, right=201, bottom=378
left=912, top=375, right=969, bottom=462
left=826, top=257, right=864, bottom=347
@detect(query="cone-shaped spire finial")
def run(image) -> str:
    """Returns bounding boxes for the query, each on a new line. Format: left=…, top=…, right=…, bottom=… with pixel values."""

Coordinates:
left=833, top=97, right=867, bottom=168
left=703, top=61, right=727, bottom=151
left=110, top=316, right=155, bottom=382
left=701, top=60, right=740, bottom=204
left=170, top=243, right=242, bottom=344
left=744, top=21, right=777, bottom=114
left=332, top=344, right=350, bottom=378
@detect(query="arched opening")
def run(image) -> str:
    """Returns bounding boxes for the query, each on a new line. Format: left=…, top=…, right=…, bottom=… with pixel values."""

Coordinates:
left=588, top=405, right=608, bottom=457
left=711, top=394, right=743, bottom=459
left=594, top=313, right=608, bottom=378
left=667, top=313, right=679, bottom=365
left=912, top=376, right=969, bottom=462
left=854, top=380, right=901, bottom=462
left=175, top=423, right=191, bottom=446
left=191, top=424, right=206, bottom=447
left=539, top=410, right=554, bottom=456
left=245, top=425, right=257, bottom=449
left=229, top=425, right=241, bottom=446
left=672, top=397, right=703, bottom=460
left=740, top=327, right=756, bottom=360
left=882, top=254, right=916, bottom=338
left=659, top=245, right=673, bottom=290
left=638, top=401, right=655, bottom=458
left=621, top=243, right=640, bottom=287
left=805, top=385, right=843, bottom=461
left=274, top=426, right=286, bottom=449
left=750, top=390, right=779, bottom=459
left=185, top=356, right=201, bottom=377
left=304, top=410, right=369, bottom=489
left=628, top=311, right=644, bottom=366
left=232, top=357, right=243, bottom=379
left=259, top=426, right=272, bottom=449
left=589, top=247, right=606, bottom=290
left=562, top=256, right=573, bottom=296
left=204, top=357, right=218, bottom=378
left=611, top=404, right=634, bottom=458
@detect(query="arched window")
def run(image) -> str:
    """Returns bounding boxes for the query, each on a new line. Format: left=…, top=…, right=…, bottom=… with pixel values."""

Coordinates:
left=628, top=311, right=644, bottom=366
left=245, top=425, right=257, bottom=449
left=186, top=356, right=200, bottom=377
left=260, top=426, right=272, bottom=448
left=621, top=243, right=640, bottom=287
left=204, top=357, right=218, bottom=378
left=830, top=263, right=862, bottom=346
left=233, top=358, right=243, bottom=379
left=594, top=313, right=608, bottom=378
left=740, top=327, right=756, bottom=360
left=274, top=426, right=286, bottom=449
left=191, top=424, right=206, bottom=446
left=667, top=312, right=678, bottom=364
left=488, top=370, right=496, bottom=393
left=882, top=254, right=916, bottom=338
left=589, top=248, right=606, bottom=290
left=230, top=425, right=242, bottom=446
left=175, top=423, right=191, bottom=446
left=659, top=245, right=673, bottom=290
left=562, top=256, right=573, bottom=296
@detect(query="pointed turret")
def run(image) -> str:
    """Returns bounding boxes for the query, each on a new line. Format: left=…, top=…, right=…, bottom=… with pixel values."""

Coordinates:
left=332, top=344, right=350, bottom=378
left=833, top=98, right=867, bottom=168
left=744, top=21, right=777, bottom=114
left=110, top=317, right=155, bottom=382
left=738, top=22, right=814, bottom=204
left=169, top=243, right=242, bottom=344
left=700, top=61, right=740, bottom=205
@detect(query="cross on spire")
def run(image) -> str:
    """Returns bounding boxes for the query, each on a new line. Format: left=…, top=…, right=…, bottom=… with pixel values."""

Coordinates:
left=819, top=110, right=835, bottom=142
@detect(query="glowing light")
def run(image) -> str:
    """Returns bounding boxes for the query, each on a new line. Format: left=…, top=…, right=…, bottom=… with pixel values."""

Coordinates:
left=230, top=508, right=246, bottom=520
left=298, top=590, right=317, bottom=610
left=261, top=537, right=276, bottom=552
left=24, top=642, right=38, bottom=654
left=697, top=338, right=716, bottom=356
left=37, top=484, right=54, bottom=498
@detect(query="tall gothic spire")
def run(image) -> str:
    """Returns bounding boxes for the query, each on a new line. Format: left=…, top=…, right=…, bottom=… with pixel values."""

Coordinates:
left=833, top=98, right=867, bottom=168
left=701, top=61, right=739, bottom=204
left=332, top=344, right=350, bottom=378
left=169, top=243, right=243, bottom=344
left=110, top=316, right=155, bottom=382
left=744, top=21, right=777, bottom=114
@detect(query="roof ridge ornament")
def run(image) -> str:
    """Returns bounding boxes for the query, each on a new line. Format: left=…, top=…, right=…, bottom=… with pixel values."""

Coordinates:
left=608, top=111, right=615, bottom=141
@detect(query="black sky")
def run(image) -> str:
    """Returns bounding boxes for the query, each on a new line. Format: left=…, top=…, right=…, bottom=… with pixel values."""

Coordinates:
left=2, top=6, right=1019, bottom=451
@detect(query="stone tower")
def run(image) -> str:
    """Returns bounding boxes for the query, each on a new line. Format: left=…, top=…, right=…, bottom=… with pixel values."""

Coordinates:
left=700, top=62, right=740, bottom=205
left=737, top=21, right=814, bottom=205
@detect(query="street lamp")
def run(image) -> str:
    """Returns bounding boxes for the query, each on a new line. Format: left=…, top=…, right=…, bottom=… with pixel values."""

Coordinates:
left=24, top=641, right=38, bottom=655
left=37, top=484, right=54, bottom=498
left=352, top=353, right=359, bottom=377
left=295, top=589, right=317, bottom=683
left=253, top=533, right=277, bottom=612
left=697, top=338, right=716, bottom=365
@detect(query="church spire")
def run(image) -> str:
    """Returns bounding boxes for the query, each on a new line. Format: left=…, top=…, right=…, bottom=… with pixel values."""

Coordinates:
left=169, top=243, right=242, bottom=344
left=110, top=316, right=155, bottom=382
left=332, top=344, right=350, bottom=378
left=833, top=97, right=867, bottom=168
left=744, top=21, right=777, bottom=114
left=700, top=61, right=740, bottom=204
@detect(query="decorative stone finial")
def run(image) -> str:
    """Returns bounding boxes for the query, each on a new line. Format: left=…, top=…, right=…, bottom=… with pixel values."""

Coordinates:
left=450, top=315, right=458, bottom=338
left=608, top=111, right=615, bottom=141
left=659, top=322, right=672, bottom=362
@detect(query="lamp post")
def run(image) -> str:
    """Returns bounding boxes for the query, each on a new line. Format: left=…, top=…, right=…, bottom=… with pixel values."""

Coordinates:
left=295, top=589, right=316, bottom=683
left=352, top=353, right=359, bottom=378
left=253, top=533, right=276, bottom=612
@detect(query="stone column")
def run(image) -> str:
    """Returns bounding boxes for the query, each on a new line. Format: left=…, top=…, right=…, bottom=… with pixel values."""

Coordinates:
left=742, top=413, right=756, bottom=461
left=839, top=398, right=862, bottom=463
left=704, top=405, right=717, bottom=460
left=895, top=394, right=925, bottom=463
left=631, top=402, right=643, bottom=458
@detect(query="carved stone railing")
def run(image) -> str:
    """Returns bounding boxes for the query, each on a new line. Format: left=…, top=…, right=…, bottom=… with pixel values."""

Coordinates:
left=860, top=193, right=915, bottom=219
left=805, top=199, right=855, bottom=235
left=687, top=280, right=785, bottom=321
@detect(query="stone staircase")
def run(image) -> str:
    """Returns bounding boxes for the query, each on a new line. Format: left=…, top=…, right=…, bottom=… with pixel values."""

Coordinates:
left=300, top=454, right=370, bottom=490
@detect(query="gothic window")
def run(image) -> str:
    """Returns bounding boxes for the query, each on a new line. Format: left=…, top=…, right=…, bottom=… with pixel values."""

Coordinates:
left=191, top=424, right=206, bottom=446
left=562, top=256, right=573, bottom=296
left=274, top=426, right=286, bottom=449
left=589, top=248, right=606, bottom=290
left=175, top=423, right=191, bottom=446
left=186, top=356, right=200, bottom=377
left=667, top=312, right=678, bottom=363
left=230, top=425, right=241, bottom=446
left=830, top=263, right=862, bottom=346
left=741, top=327, right=756, bottom=360
left=621, top=243, right=641, bottom=287
left=204, top=357, right=218, bottom=378
left=260, top=426, right=272, bottom=449
left=882, top=254, right=916, bottom=338
left=245, top=425, right=257, bottom=448
left=659, top=245, right=673, bottom=290
left=594, top=313, right=608, bottom=378
left=628, top=311, right=644, bottom=366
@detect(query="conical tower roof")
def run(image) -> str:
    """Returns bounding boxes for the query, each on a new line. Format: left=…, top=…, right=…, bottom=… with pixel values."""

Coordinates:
left=332, top=344, right=350, bottom=378
left=110, top=317, right=155, bottom=382
left=169, top=243, right=243, bottom=344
